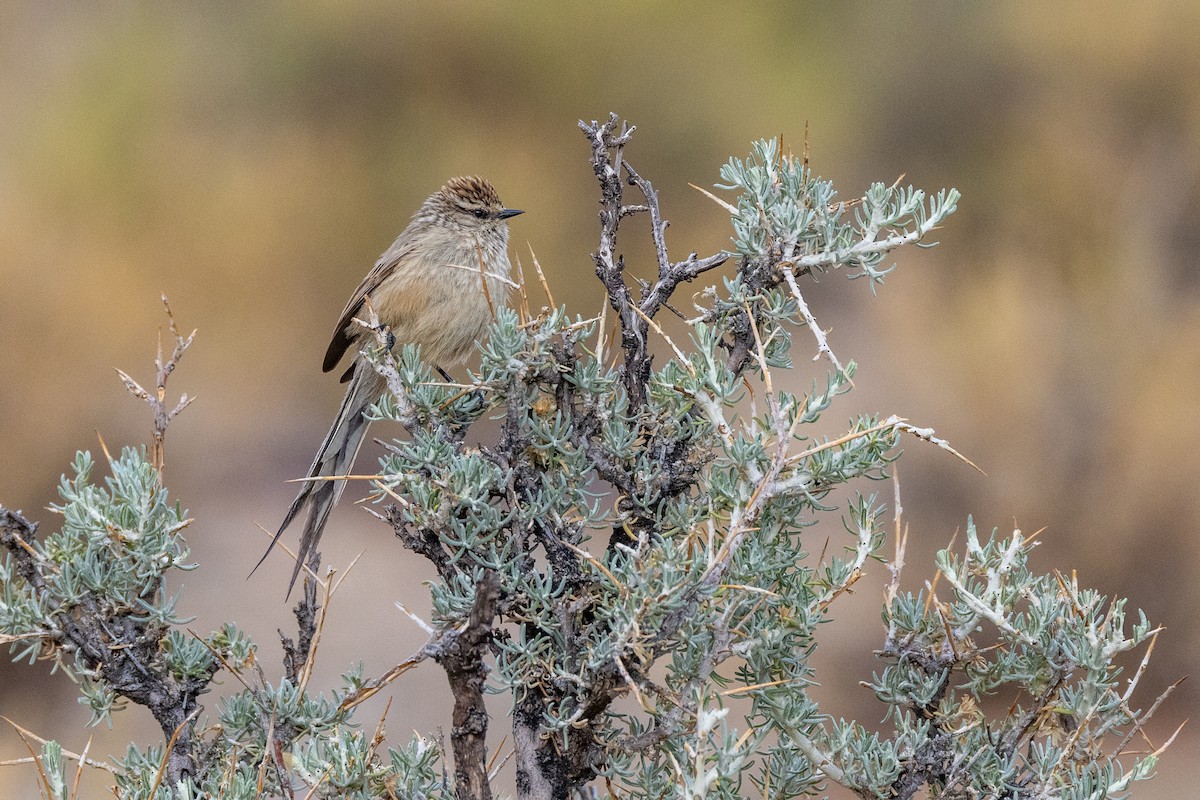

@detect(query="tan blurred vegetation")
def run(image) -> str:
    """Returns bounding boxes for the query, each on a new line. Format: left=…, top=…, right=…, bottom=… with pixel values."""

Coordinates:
left=1, top=3, right=1197, bottom=796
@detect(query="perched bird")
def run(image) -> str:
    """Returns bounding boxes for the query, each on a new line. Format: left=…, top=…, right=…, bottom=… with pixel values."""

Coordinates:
left=257, top=176, right=523, bottom=595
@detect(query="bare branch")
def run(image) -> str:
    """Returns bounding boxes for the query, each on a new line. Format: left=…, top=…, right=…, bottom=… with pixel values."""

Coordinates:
left=116, top=295, right=196, bottom=475
left=433, top=571, right=501, bottom=800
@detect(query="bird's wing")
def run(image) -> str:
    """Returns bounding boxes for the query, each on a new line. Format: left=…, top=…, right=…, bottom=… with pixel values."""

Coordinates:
left=321, top=242, right=413, bottom=375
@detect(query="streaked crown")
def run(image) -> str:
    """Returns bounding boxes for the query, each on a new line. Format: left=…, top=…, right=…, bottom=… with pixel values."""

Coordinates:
left=429, top=175, right=523, bottom=224
left=443, top=175, right=503, bottom=208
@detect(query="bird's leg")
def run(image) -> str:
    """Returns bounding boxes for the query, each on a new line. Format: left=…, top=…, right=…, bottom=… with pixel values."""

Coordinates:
left=365, top=315, right=396, bottom=353
left=436, top=365, right=454, bottom=383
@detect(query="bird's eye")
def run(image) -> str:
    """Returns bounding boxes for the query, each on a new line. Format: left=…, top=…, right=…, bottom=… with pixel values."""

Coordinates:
left=472, top=208, right=488, bottom=219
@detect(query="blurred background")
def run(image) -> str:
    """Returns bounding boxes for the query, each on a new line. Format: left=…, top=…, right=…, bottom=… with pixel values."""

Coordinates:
left=1, top=2, right=1197, bottom=796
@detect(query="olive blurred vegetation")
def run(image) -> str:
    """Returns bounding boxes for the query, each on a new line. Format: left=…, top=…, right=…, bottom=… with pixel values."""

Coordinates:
left=1, top=3, right=1197, bottom=797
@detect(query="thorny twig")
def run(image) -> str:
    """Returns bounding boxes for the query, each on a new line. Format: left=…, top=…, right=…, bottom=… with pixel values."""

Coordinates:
left=113, top=294, right=196, bottom=476
left=580, top=114, right=727, bottom=408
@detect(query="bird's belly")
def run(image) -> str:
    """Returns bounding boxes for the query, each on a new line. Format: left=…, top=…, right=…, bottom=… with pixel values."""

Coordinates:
left=372, top=261, right=506, bottom=366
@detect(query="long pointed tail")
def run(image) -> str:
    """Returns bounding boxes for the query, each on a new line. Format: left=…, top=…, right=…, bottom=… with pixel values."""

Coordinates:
left=253, top=365, right=380, bottom=596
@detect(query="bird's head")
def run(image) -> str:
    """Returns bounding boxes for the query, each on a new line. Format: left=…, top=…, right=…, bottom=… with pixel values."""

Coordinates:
left=426, top=175, right=524, bottom=233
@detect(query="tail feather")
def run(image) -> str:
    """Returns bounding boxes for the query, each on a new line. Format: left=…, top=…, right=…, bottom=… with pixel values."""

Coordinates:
left=252, top=365, right=379, bottom=597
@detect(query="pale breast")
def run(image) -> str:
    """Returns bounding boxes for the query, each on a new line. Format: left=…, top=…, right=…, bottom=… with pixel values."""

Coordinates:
left=369, top=235, right=512, bottom=366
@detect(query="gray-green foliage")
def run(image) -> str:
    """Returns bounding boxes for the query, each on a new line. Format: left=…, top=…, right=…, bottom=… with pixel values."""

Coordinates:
left=3, top=448, right=200, bottom=727
left=0, top=123, right=1171, bottom=799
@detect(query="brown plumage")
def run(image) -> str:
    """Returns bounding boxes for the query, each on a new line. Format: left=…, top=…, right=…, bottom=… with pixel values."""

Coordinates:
left=255, top=176, right=523, bottom=595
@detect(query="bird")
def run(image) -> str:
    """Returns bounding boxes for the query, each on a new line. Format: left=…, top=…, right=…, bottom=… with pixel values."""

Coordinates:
left=256, top=176, right=523, bottom=595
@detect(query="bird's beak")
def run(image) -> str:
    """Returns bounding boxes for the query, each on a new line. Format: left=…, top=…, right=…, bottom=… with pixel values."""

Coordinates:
left=498, top=208, right=525, bottom=219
